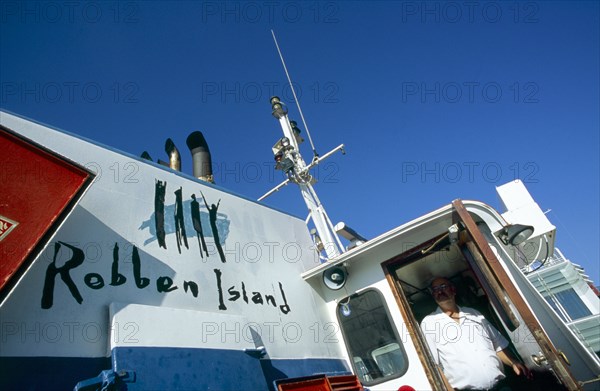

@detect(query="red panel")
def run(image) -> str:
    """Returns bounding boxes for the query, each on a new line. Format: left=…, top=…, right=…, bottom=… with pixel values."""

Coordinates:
left=0, top=128, right=91, bottom=293
left=277, top=377, right=331, bottom=391
left=277, top=375, right=363, bottom=391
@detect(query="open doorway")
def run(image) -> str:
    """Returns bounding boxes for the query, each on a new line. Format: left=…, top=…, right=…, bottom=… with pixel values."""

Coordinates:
left=382, top=226, right=571, bottom=390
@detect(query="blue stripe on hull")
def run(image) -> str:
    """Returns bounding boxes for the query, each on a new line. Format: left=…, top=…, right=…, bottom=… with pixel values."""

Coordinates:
left=0, top=349, right=349, bottom=390
left=113, top=346, right=268, bottom=390
left=113, top=347, right=349, bottom=391
left=0, top=356, right=110, bottom=391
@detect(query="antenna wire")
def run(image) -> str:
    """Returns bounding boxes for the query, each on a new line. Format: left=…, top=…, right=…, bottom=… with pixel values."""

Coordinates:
left=271, top=30, right=319, bottom=157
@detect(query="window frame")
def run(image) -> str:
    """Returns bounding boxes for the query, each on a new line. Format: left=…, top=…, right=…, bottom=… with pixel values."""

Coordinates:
left=336, top=288, right=409, bottom=386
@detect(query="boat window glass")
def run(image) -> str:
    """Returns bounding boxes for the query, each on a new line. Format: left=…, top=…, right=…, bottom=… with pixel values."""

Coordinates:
left=544, top=288, right=592, bottom=322
left=336, top=289, right=408, bottom=385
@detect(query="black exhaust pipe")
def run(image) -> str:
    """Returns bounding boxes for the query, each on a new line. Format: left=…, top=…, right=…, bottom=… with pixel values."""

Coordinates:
left=186, top=131, right=214, bottom=183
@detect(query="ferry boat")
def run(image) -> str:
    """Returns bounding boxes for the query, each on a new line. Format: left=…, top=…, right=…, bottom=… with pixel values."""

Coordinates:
left=1, top=96, right=599, bottom=390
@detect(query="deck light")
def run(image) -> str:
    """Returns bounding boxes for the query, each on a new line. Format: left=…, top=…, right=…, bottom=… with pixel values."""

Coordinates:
left=270, top=96, right=287, bottom=119
left=499, top=224, right=534, bottom=246
left=340, top=302, right=351, bottom=317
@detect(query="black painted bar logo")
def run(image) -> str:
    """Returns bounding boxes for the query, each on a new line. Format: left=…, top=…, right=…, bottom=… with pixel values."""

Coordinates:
left=39, top=180, right=291, bottom=315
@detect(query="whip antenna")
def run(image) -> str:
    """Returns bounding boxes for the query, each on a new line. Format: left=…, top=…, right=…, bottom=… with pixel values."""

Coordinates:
left=271, top=30, right=319, bottom=157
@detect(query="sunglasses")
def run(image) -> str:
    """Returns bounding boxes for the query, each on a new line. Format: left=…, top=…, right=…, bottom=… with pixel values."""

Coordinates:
left=430, top=283, right=450, bottom=293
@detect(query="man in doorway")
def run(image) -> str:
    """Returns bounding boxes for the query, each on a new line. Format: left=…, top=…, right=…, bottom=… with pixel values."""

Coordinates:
left=420, top=277, right=531, bottom=390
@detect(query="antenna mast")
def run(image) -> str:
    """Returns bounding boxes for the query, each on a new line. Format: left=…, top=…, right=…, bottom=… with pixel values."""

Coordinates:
left=271, top=30, right=318, bottom=158
left=263, top=31, right=345, bottom=260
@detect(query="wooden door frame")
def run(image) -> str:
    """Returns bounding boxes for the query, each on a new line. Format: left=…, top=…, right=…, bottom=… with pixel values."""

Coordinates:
left=451, top=199, right=580, bottom=390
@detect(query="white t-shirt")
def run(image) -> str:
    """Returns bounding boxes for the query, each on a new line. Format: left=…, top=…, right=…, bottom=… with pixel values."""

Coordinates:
left=420, top=306, right=509, bottom=390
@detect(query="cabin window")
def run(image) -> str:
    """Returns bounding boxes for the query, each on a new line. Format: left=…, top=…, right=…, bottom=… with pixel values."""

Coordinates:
left=544, top=288, right=592, bottom=322
left=336, top=289, right=408, bottom=385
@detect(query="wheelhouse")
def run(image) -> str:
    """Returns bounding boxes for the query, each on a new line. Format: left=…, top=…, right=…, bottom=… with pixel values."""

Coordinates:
left=303, top=199, right=599, bottom=390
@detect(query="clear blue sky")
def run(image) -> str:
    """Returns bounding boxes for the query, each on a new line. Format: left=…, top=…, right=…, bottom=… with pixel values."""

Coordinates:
left=1, top=1, right=598, bottom=282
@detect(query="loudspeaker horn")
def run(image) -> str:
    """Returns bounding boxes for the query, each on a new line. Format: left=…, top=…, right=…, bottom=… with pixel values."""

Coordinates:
left=323, top=267, right=347, bottom=290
